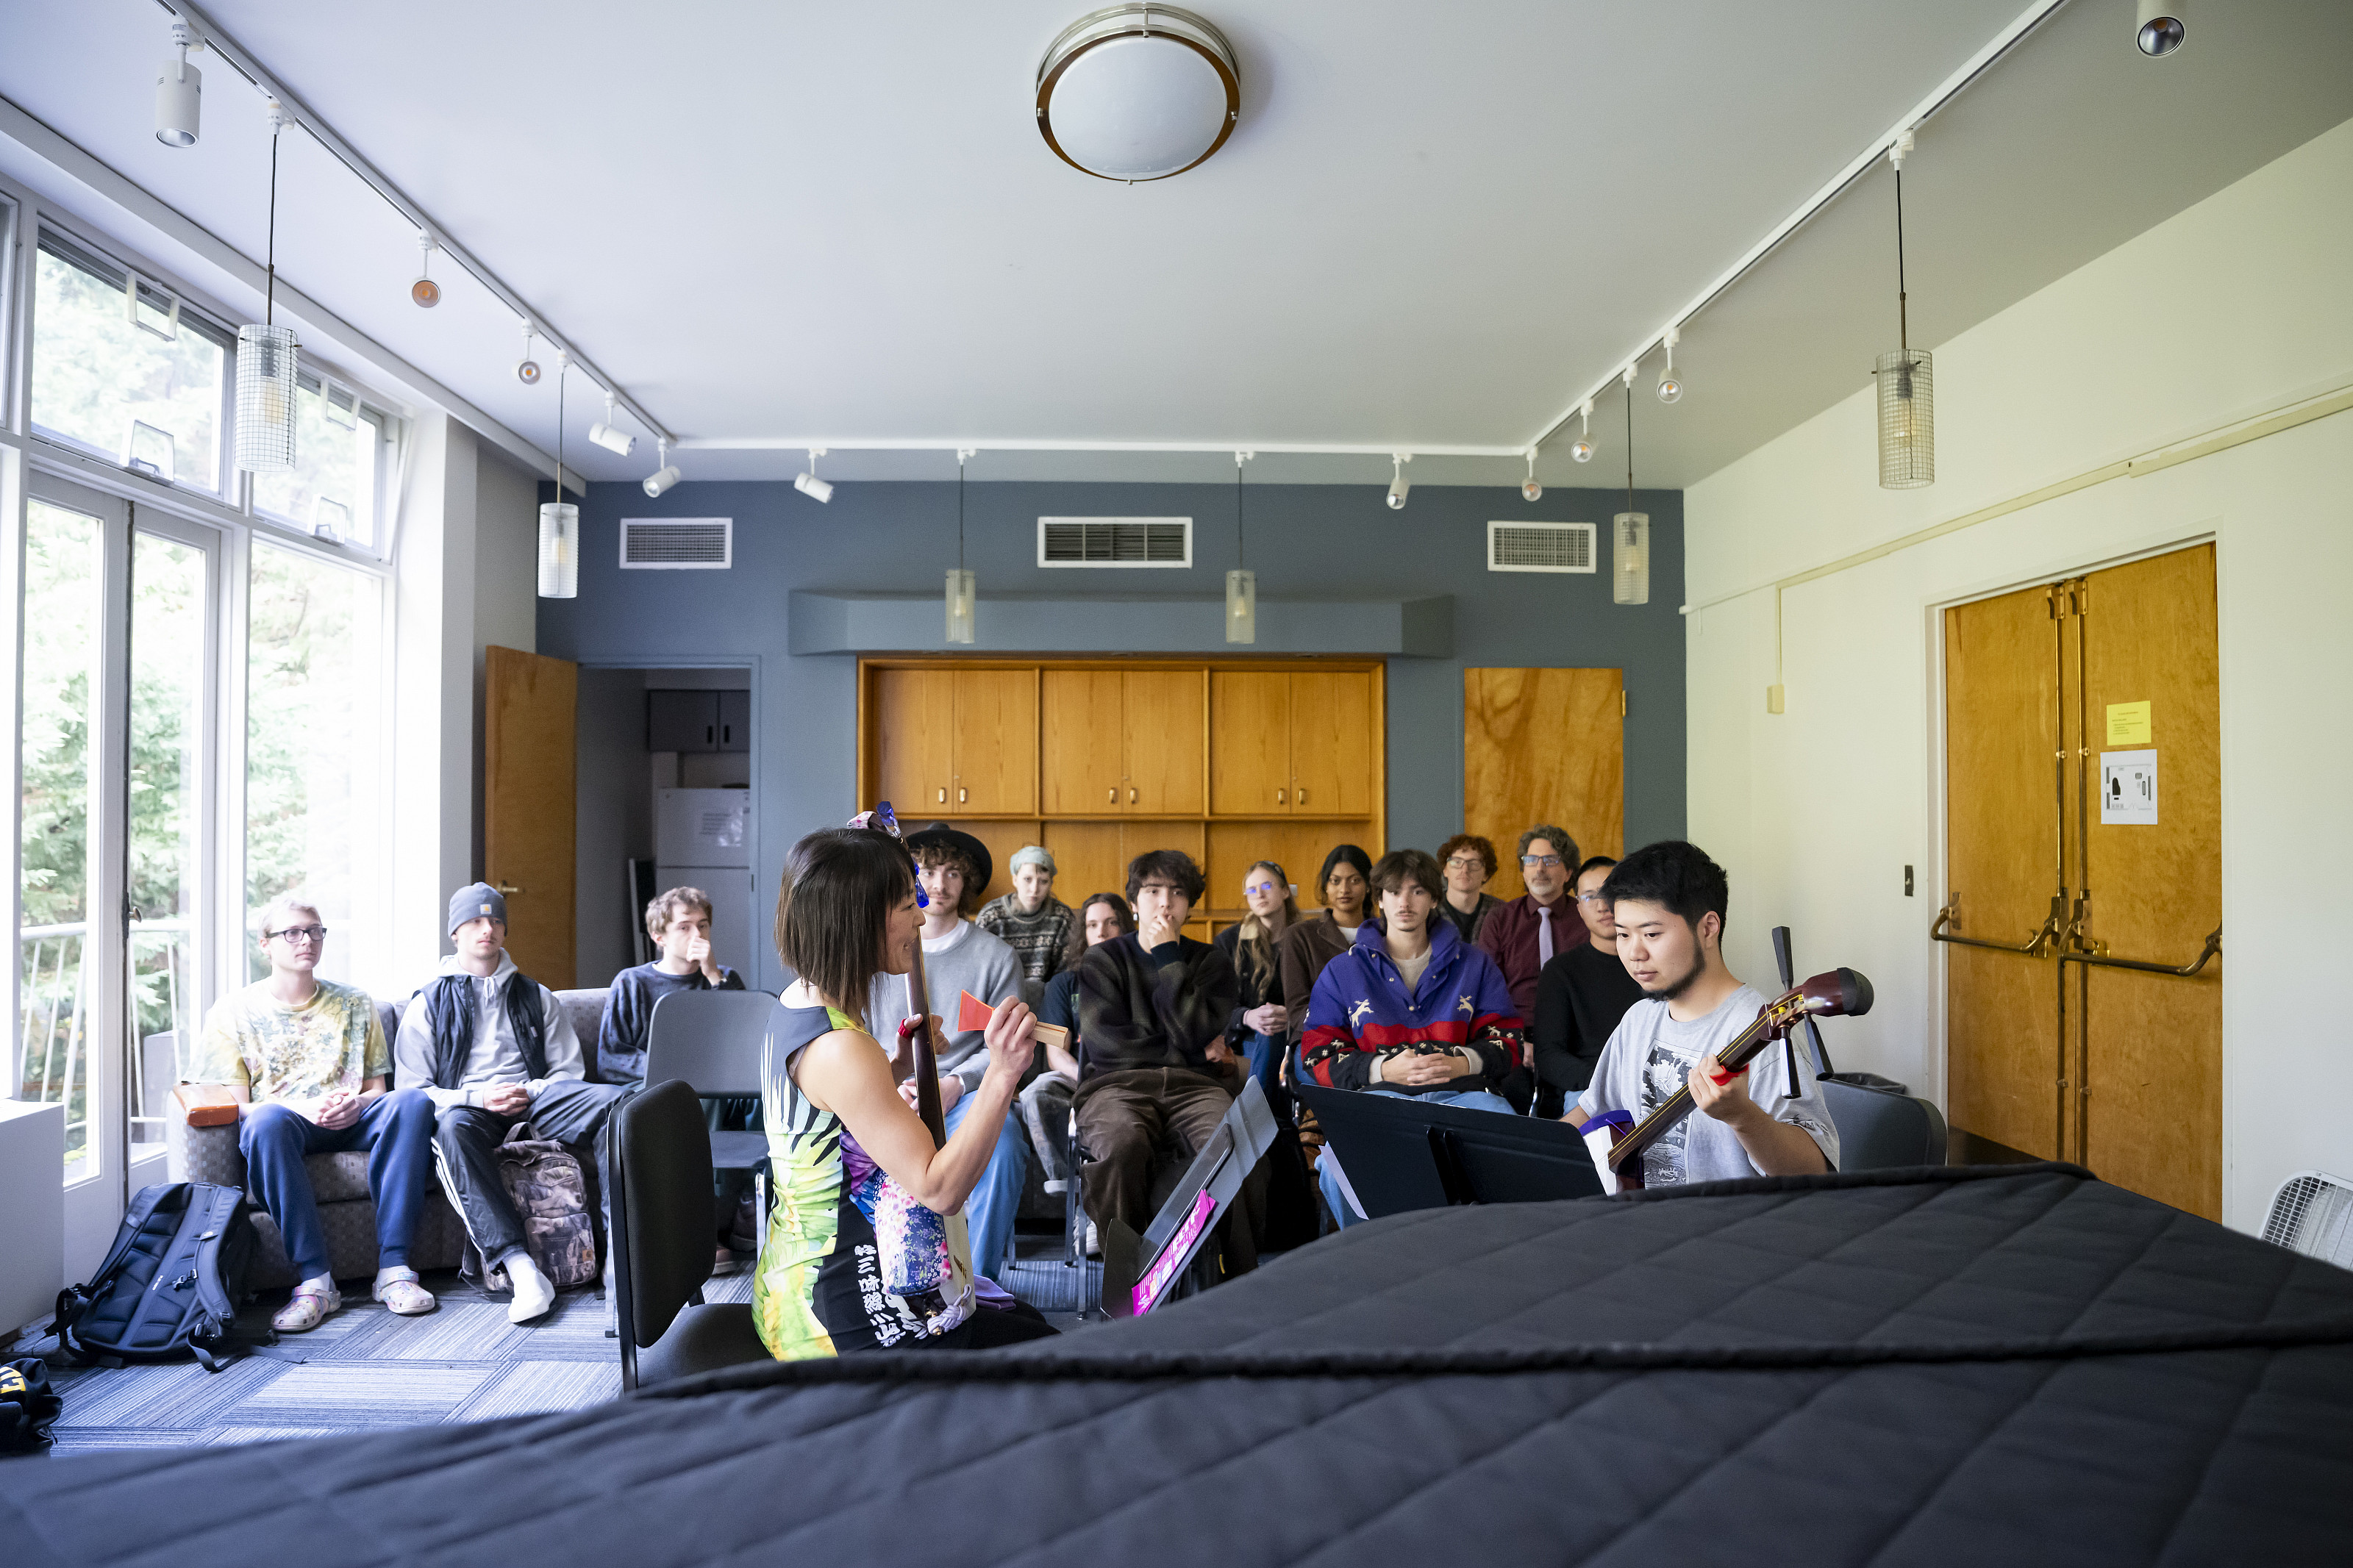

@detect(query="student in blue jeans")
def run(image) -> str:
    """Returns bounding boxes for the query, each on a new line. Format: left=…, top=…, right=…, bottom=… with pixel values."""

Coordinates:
left=1299, top=848, right=1528, bottom=1228
left=194, top=894, right=440, bottom=1330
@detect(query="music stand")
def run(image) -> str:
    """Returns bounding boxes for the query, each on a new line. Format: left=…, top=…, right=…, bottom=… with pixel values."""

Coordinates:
left=1103, top=1078, right=1279, bottom=1317
left=1293, top=1085, right=1604, bottom=1220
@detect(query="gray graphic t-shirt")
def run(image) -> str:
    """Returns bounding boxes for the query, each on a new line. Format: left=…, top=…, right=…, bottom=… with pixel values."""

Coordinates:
left=1577, top=984, right=1840, bottom=1185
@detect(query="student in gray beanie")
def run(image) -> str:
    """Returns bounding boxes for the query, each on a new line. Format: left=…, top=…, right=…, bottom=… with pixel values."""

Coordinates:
left=974, top=843, right=1077, bottom=1009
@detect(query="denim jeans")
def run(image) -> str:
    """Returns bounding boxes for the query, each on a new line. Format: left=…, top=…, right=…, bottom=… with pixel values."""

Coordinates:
left=239, top=1089, right=438, bottom=1280
left=1318, top=1086, right=1517, bottom=1229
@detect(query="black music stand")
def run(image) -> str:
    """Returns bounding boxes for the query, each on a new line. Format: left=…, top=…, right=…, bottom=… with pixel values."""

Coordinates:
left=1293, top=1085, right=1604, bottom=1221
left=1102, top=1078, right=1279, bottom=1318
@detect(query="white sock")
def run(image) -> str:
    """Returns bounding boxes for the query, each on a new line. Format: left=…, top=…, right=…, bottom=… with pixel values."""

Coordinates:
left=506, top=1253, right=557, bottom=1323
left=374, top=1265, right=417, bottom=1286
left=301, top=1272, right=337, bottom=1296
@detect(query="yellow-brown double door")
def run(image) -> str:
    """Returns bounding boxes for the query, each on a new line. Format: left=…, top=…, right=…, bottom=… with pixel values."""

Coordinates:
left=1943, top=545, right=2221, bottom=1217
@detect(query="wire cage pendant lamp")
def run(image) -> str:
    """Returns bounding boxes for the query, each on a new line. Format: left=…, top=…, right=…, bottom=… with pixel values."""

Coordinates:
left=946, top=450, right=976, bottom=644
left=1877, top=132, right=1935, bottom=490
left=1226, top=450, right=1256, bottom=643
left=233, top=100, right=299, bottom=476
left=537, top=354, right=579, bottom=598
left=1613, top=371, right=1649, bottom=606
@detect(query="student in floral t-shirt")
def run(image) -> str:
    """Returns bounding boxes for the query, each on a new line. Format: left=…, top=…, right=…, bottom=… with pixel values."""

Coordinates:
left=192, top=895, right=438, bottom=1330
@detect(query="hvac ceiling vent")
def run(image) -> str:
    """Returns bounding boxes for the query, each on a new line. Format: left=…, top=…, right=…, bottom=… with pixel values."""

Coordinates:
left=620, top=518, right=732, bottom=570
left=1487, top=520, right=1596, bottom=574
left=1038, top=517, right=1193, bottom=568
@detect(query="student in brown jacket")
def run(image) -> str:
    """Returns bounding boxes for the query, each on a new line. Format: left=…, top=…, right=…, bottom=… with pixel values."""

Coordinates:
left=1277, top=845, right=1375, bottom=1075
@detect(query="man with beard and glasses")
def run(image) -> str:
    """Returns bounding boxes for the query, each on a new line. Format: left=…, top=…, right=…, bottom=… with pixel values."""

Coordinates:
left=1562, top=841, right=1838, bottom=1187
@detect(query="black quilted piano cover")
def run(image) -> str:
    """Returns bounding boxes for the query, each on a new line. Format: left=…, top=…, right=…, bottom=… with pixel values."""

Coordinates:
left=7, top=1163, right=2351, bottom=1565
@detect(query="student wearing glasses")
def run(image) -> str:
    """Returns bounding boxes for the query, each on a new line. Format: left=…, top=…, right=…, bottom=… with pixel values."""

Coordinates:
left=1529, top=854, right=1646, bottom=1118
left=1477, top=823, right=1583, bottom=1022
left=1433, top=834, right=1502, bottom=946
left=190, top=894, right=440, bottom=1331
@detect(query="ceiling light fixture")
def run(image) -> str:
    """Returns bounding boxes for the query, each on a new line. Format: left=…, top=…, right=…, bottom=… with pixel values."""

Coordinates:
left=643, top=437, right=680, bottom=498
left=795, top=448, right=833, bottom=504
left=946, top=448, right=977, bottom=644
left=1614, top=369, right=1648, bottom=606
left=589, top=391, right=635, bottom=457
left=1227, top=449, right=1255, bottom=643
left=516, top=325, right=541, bottom=385
left=1521, top=450, right=1543, bottom=503
left=1386, top=452, right=1411, bottom=511
left=2135, top=0, right=2186, bottom=57
left=1036, top=5, right=1240, bottom=182
left=154, top=21, right=201, bottom=147
left=538, top=351, right=579, bottom=598
left=410, top=235, right=440, bottom=308
left=1875, top=130, right=1935, bottom=490
left=234, top=99, right=299, bottom=476
left=1656, top=326, right=1684, bottom=404
left=1571, top=400, right=1596, bottom=463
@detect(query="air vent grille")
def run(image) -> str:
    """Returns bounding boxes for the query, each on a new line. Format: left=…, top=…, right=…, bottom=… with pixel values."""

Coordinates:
left=1487, top=520, right=1597, bottom=574
left=1038, top=517, right=1193, bottom=568
left=621, top=518, right=732, bottom=570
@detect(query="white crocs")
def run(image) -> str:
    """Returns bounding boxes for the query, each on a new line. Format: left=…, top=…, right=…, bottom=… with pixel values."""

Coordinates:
left=271, top=1278, right=340, bottom=1333
left=372, top=1267, right=437, bottom=1316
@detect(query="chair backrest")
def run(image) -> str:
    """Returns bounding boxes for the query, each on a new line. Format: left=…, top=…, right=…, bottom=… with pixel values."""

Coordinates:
left=1819, top=1078, right=1948, bottom=1171
left=644, top=989, right=776, bottom=1098
left=554, top=989, right=610, bottom=1080
left=611, top=1080, right=716, bottom=1356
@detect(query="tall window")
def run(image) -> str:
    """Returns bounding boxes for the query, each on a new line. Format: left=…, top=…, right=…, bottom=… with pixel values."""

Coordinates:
left=18, top=501, right=105, bottom=1170
left=131, top=533, right=209, bottom=1075
left=245, top=541, right=385, bottom=987
left=30, top=235, right=229, bottom=495
left=251, top=377, right=386, bottom=551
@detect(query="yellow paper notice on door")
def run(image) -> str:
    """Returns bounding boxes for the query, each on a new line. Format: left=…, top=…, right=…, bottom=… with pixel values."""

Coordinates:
left=2105, top=701, right=2152, bottom=746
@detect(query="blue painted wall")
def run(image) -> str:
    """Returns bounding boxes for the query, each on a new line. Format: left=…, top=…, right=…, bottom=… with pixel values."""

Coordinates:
left=540, top=478, right=1685, bottom=989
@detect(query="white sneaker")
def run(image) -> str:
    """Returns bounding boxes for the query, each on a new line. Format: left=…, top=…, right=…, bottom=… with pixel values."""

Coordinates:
left=507, top=1256, right=557, bottom=1324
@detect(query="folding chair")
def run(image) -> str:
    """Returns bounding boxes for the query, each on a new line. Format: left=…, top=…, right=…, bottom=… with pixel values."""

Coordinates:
left=609, top=1081, right=768, bottom=1390
left=644, top=988, right=778, bottom=1222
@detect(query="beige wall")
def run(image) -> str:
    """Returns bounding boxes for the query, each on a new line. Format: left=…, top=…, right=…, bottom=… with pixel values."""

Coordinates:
left=1682, top=118, right=2353, bottom=1234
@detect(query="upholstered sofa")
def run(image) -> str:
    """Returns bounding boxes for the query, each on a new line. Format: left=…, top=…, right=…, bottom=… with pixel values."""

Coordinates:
left=168, top=989, right=614, bottom=1291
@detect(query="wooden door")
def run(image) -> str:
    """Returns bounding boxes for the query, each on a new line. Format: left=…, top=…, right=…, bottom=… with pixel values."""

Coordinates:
left=874, top=667, right=954, bottom=814
left=951, top=669, right=1038, bottom=813
left=1943, top=583, right=2067, bottom=1161
left=1212, top=670, right=1290, bottom=815
left=1041, top=669, right=1124, bottom=815
left=1122, top=670, right=1205, bottom=815
left=1290, top=670, right=1372, bottom=816
left=2077, top=547, right=2221, bottom=1217
left=1463, top=668, right=1624, bottom=902
left=485, top=646, right=578, bottom=989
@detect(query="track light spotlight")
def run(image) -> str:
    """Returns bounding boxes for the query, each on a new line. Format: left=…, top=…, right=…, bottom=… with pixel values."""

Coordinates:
left=2136, top=0, right=2185, bottom=57
left=643, top=437, right=680, bottom=498
left=1521, top=450, right=1542, bottom=503
left=516, top=326, right=541, bottom=385
left=1657, top=326, right=1683, bottom=403
left=1386, top=453, right=1411, bottom=510
left=155, top=22, right=201, bottom=147
left=588, top=391, right=635, bottom=457
left=410, top=236, right=440, bottom=308
left=795, top=448, right=833, bottom=504
left=1571, top=399, right=1595, bottom=462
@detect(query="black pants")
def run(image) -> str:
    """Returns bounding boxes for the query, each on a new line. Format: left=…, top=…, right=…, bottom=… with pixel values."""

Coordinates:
left=923, top=1298, right=1058, bottom=1349
left=432, top=1079, right=629, bottom=1275
left=705, top=1092, right=762, bottom=1242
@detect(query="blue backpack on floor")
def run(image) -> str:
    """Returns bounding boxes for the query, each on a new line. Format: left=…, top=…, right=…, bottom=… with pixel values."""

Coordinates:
left=54, top=1183, right=261, bottom=1372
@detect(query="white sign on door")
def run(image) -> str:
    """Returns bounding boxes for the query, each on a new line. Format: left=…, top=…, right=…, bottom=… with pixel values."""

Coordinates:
left=2100, top=748, right=2157, bottom=826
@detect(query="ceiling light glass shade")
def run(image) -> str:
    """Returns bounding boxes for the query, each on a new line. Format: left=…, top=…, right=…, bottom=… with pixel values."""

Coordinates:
left=233, top=323, right=299, bottom=473
left=1037, top=6, right=1239, bottom=182
left=538, top=501, right=579, bottom=598
left=946, top=568, right=976, bottom=644
left=1225, top=568, right=1256, bottom=644
left=1613, top=512, right=1650, bottom=606
left=1875, top=348, right=1935, bottom=489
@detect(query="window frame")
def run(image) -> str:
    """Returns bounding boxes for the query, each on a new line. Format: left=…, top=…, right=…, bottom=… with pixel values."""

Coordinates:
left=246, top=366, right=401, bottom=558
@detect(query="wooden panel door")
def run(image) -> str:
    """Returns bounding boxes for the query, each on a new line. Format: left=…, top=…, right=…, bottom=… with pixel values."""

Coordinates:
left=1212, top=670, right=1290, bottom=815
left=1943, top=584, right=2066, bottom=1161
left=1122, top=670, right=1205, bottom=815
left=1463, top=668, right=1624, bottom=903
left=951, top=668, right=1038, bottom=813
left=485, top=646, right=578, bottom=989
left=874, top=667, right=954, bottom=814
left=1040, top=670, right=1124, bottom=815
left=1041, top=822, right=1127, bottom=910
left=1290, top=670, right=1372, bottom=816
left=2078, top=546, right=2221, bottom=1219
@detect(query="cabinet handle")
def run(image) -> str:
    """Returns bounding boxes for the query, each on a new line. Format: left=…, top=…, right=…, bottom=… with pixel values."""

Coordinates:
left=1277, top=789, right=1286, bottom=805
left=1129, top=787, right=1138, bottom=804
left=721, top=725, right=731, bottom=745
left=704, top=726, right=715, bottom=746
left=1108, top=787, right=1116, bottom=805
left=938, top=787, right=947, bottom=803
left=959, top=787, right=968, bottom=804
left=1298, top=788, right=1308, bottom=805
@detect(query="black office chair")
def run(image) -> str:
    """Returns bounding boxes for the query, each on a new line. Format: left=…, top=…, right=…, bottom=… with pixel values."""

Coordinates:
left=609, top=1081, right=769, bottom=1391
left=645, top=988, right=776, bottom=1217
left=1770, top=924, right=1947, bottom=1170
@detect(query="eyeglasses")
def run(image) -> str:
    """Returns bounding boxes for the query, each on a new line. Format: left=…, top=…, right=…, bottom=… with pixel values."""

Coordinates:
left=1521, top=855, right=1565, bottom=870
left=1574, top=892, right=1610, bottom=907
left=266, top=925, right=326, bottom=945
left=1444, top=856, right=1485, bottom=871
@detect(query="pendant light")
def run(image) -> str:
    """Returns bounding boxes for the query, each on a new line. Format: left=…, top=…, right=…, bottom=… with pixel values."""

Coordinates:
left=1226, top=449, right=1256, bottom=644
left=1613, top=368, right=1649, bottom=606
left=234, top=101, right=299, bottom=476
left=946, top=448, right=976, bottom=644
left=537, top=354, right=579, bottom=598
left=1876, top=131, right=1935, bottom=489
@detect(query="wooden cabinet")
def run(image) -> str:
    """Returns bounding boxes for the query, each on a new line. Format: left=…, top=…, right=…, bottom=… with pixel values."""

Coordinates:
left=1211, top=671, right=1290, bottom=813
left=873, top=668, right=956, bottom=811
left=951, top=669, right=1037, bottom=812
left=1122, top=670, right=1204, bottom=814
left=1041, top=670, right=1124, bottom=813
left=1210, top=670, right=1371, bottom=815
left=1041, top=669, right=1203, bottom=814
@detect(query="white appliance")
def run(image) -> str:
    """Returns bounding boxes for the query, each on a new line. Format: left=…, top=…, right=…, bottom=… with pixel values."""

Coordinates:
left=654, top=788, right=755, bottom=981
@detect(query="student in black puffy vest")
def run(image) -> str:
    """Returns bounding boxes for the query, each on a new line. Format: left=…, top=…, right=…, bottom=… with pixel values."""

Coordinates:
left=391, top=882, right=629, bottom=1324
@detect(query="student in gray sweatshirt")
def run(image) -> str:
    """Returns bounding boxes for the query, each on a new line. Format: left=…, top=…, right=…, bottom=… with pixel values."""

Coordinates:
left=863, top=824, right=1029, bottom=1281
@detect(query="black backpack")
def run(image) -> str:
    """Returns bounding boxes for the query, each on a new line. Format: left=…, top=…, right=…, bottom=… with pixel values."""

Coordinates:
left=53, top=1183, right=261, bottom=1372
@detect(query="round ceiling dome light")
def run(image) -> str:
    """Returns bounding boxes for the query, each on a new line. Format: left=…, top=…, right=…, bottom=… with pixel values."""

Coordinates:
left=1036, top=6, right=1240, bottom=182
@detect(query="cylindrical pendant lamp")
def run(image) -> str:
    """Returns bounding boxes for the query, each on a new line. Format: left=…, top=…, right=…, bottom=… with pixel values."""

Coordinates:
left=537, top=501, right=579, bottom=598
left=1225, top=569, right=1257, bottom=643
left=234, top=323, right=299, bottom=473
left=945, top=568, right=976, bottom=644
left=1613, top=513, right=1650, bottom=606
left=1876, top=348, right=1935, bottom=489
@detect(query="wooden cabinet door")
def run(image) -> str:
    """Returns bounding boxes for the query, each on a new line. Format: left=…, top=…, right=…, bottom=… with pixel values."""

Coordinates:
left=1289, top=671, right=1371, bottom=815
left=874, top=667, right=955, bottom=814
left=951, top=669, right=1037, bottom=812
left=1123, top=670, right=1204, bottom=815
left=1041, top=669, right=1124, bottom=815
left=1211, top=670, right=1290, bottom=815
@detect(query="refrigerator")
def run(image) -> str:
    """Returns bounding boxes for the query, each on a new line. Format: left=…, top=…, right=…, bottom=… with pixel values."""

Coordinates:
left=654, top=788, right=754, bottom=981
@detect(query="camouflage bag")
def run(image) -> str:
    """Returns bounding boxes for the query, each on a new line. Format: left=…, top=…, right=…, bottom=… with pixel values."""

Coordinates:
left=489, top=1136, right=599, bottom=1289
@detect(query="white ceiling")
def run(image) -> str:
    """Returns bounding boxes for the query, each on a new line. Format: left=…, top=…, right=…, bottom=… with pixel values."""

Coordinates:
left=1, top=1, right=2347, bottom=489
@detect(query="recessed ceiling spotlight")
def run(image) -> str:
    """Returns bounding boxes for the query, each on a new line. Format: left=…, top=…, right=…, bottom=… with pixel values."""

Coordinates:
left=588, top=391, right=635, bottom=457
left=1036, top=5, right=1240, bottom=182
left=410, top=235, right=440, bottom=308
left=2135, top=0, right=2186, bottom=57
left=154, top=21, right=201, bottom=147
left=516, top=325, right=541, bottom=385
left=796, top=448, right=833, bottom=504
